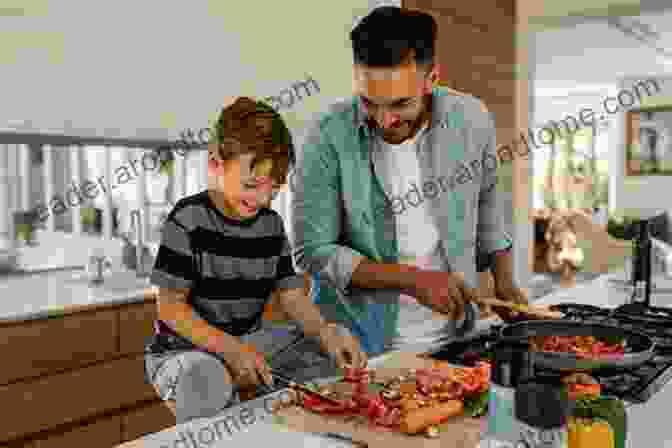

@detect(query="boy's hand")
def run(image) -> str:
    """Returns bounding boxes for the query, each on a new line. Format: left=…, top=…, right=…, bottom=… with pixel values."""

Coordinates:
left=318, top=324, right=367, bottom=369
left=221, top=342, right=274, bottom=390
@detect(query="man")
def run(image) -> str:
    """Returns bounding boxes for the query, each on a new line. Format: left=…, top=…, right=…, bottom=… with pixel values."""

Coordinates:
left=289, top=6, right=528, bottom=356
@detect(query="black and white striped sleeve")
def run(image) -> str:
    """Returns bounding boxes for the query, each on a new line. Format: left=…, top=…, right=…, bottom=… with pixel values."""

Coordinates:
left=150, top=210, right=197, bottom=290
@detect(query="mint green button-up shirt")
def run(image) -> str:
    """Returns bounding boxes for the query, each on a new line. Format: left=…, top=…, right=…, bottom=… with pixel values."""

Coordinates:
left=289, top=87, right=512, bottom=355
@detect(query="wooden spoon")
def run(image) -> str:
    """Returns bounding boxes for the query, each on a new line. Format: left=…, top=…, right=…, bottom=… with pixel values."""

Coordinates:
left=475, top=297, right=565, bottom=319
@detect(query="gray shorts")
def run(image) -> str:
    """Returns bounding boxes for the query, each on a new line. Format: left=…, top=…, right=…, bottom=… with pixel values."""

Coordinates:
left=144, top=323, right=339, bottom=423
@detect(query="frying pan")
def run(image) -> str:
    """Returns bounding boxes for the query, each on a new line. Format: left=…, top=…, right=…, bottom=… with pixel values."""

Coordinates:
left=499, top=320, right=656, bottom=371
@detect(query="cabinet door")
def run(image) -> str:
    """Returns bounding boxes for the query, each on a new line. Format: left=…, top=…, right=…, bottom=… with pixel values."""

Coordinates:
left=32, top=416, right=122, bottom=448
left=0, top=310, right=118, bottom=385
left=119, top=302, right=157, bottom=356
left=121, top=401, right=175, bottom=443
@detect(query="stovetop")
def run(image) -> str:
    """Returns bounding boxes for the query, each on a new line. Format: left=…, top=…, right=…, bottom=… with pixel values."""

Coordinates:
left=427, top=303, right=672, bottom=403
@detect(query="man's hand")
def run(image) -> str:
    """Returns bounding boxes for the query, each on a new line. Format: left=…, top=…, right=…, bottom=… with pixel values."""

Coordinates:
left=493, top=281, right=529, bottom=321
left=318, top=324, right=367, bottom=369
left=410, top=271, right=478, bottom=321
left=219, top=342, right=274, bottom=390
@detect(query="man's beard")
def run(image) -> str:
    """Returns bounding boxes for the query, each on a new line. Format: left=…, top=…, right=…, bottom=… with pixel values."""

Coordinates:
left=380, top=97, right=431, bottom=144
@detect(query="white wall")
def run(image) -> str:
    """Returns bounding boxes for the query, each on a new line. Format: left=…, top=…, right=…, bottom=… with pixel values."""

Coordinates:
left=3, top=0, right=405, bottom=237
left=0, top=0, right=389, bottom=141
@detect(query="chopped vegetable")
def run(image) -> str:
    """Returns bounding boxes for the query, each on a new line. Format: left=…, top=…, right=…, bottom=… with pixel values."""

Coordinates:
left=529, top=335, right=625, bottom=357
left=425, top=426, right=440, bottom=438
left=573, top=396, right=627, bottom=448
left=463, top=390, right=489, bottom=417
left=568, top=417, right=615, bottom=448
left=567, top=383, right=601, bottom=400
left=297, top=362, right=492, bottom=435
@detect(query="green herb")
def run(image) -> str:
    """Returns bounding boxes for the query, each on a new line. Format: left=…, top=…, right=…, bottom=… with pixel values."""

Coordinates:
left=463, top=390, right=489, bottom=418
left=600, top=335, right=626, bottom=346
left=368, top=383, right=385, bottom=393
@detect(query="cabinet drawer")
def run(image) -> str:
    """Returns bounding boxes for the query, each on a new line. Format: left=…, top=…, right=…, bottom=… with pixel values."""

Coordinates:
left=121, top=401, right=175, bottom=442
left=33, top=416, right=122, bottom=448
left=0, top=310, right=118, bottom=385
left=119, top=302, right=157, bottom=356
left=0, top=355, right=155, bottom=443
left=0, top=441, right=35, bottom=448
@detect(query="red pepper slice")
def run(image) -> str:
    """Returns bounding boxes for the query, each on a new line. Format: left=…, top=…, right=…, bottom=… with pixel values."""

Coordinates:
left=568, top=383, right=601, bottom=400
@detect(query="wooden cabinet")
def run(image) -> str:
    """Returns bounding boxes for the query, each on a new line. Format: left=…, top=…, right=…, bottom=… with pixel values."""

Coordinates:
left=0, top=310, right=118, bottom=386
left=119, top=302, right=157, bottom=356
left=32, top=417, right=123, bottom=448
left=0, top=297, right=173, bottom=447
left=121, top=401, right=175, bottom=442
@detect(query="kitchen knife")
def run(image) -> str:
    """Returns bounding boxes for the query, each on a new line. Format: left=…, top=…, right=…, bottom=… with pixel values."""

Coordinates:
left=271, top=370, right=344, bottom=406
left=307, top=431, right=368, bottom=447
left=475, top=297, right=565, bottom=319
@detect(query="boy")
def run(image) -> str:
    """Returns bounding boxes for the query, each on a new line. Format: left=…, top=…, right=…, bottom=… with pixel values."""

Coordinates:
left=144, top=97, right=366, bottom=424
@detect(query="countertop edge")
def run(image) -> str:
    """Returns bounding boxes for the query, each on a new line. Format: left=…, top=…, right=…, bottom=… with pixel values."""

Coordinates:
left=0, top=287, right=156, bottom=326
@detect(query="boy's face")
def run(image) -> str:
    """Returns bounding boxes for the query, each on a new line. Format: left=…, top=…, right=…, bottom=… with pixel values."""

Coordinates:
left=208, top=147, right=281, bottom=219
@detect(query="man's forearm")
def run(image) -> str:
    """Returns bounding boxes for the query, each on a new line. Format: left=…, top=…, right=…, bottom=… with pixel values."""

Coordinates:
left=350, top=258, right=421, bottom=296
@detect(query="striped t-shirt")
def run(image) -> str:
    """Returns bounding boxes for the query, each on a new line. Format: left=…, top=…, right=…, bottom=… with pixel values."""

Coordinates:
left=149, top=190, right=303, bottom=349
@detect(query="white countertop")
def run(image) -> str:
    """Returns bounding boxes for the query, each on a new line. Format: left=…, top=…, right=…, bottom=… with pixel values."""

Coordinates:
left=0, top=267, right=153, bottom=324
left=117, top=272, right=672, bottom=448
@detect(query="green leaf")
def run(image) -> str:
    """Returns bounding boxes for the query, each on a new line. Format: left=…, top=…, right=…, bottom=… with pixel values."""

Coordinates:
left=463, top=390, right=489, bottom=417
left=368, top=383, right=385, bottom=393
left=600, top=335, right=625, bottom=346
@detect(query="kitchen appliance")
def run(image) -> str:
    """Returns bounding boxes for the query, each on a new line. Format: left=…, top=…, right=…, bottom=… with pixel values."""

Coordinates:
left=427, top=303, right=672, bottom=403
left=485, top=341, right=534, bottom=447
left=631, top=218, right=653, bottom=307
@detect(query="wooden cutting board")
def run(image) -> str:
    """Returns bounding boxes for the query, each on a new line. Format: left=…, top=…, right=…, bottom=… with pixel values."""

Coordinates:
left=274, top=351, right=486, bottom=448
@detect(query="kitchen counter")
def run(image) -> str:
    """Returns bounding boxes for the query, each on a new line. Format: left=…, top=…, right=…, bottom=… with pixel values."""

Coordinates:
left=115, top=272, right=672, bottom=448
left=0, top=267, right=154, bottom=325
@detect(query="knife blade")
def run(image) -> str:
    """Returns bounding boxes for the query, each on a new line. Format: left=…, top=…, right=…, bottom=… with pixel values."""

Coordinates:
left=307, top=431, right=368, bottom=447
left=475, top=297, right=565, bottom=319
left=271, top=370, right=344, bottom=406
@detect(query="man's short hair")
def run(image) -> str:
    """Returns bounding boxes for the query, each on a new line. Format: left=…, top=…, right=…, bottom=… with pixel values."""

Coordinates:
left=350, top=6, right=438, bottom=70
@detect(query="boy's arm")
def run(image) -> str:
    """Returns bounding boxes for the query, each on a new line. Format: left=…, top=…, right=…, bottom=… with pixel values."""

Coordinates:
left=273, top=286, right=325, bottom=339
left=275, top=285, right=367, bottom=368
left=151, top=210, right=243, bottom=355
left=156, top=288, right=243, bottom=355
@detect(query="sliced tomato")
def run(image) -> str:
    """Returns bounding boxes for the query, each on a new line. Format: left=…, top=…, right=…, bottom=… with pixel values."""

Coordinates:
left=301, top=394, right=324, bottom=407
left=367, top=398, right=387, bottom=419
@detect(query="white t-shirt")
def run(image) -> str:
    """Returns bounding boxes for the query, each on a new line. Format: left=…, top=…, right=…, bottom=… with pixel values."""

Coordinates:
left=371, top=125, right=469, bottom=338
left=371, top=125, right=445, bottom=298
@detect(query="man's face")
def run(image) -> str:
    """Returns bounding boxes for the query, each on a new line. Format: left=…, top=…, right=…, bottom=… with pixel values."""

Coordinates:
left=353, top=61, right=436, bottom=144
left=208, top=147, right=280, bottom=219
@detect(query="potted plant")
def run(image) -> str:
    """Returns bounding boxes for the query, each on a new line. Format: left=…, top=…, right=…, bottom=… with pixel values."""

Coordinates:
left=14, top=209, right=40, bottom=246
left=606, top=214, right=636, bottom=240
left=80, top=207, right=101, bottom=234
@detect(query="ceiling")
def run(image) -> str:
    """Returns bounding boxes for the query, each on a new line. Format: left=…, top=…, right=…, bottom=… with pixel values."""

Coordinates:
left=533, top=8, right=672, bottom=88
